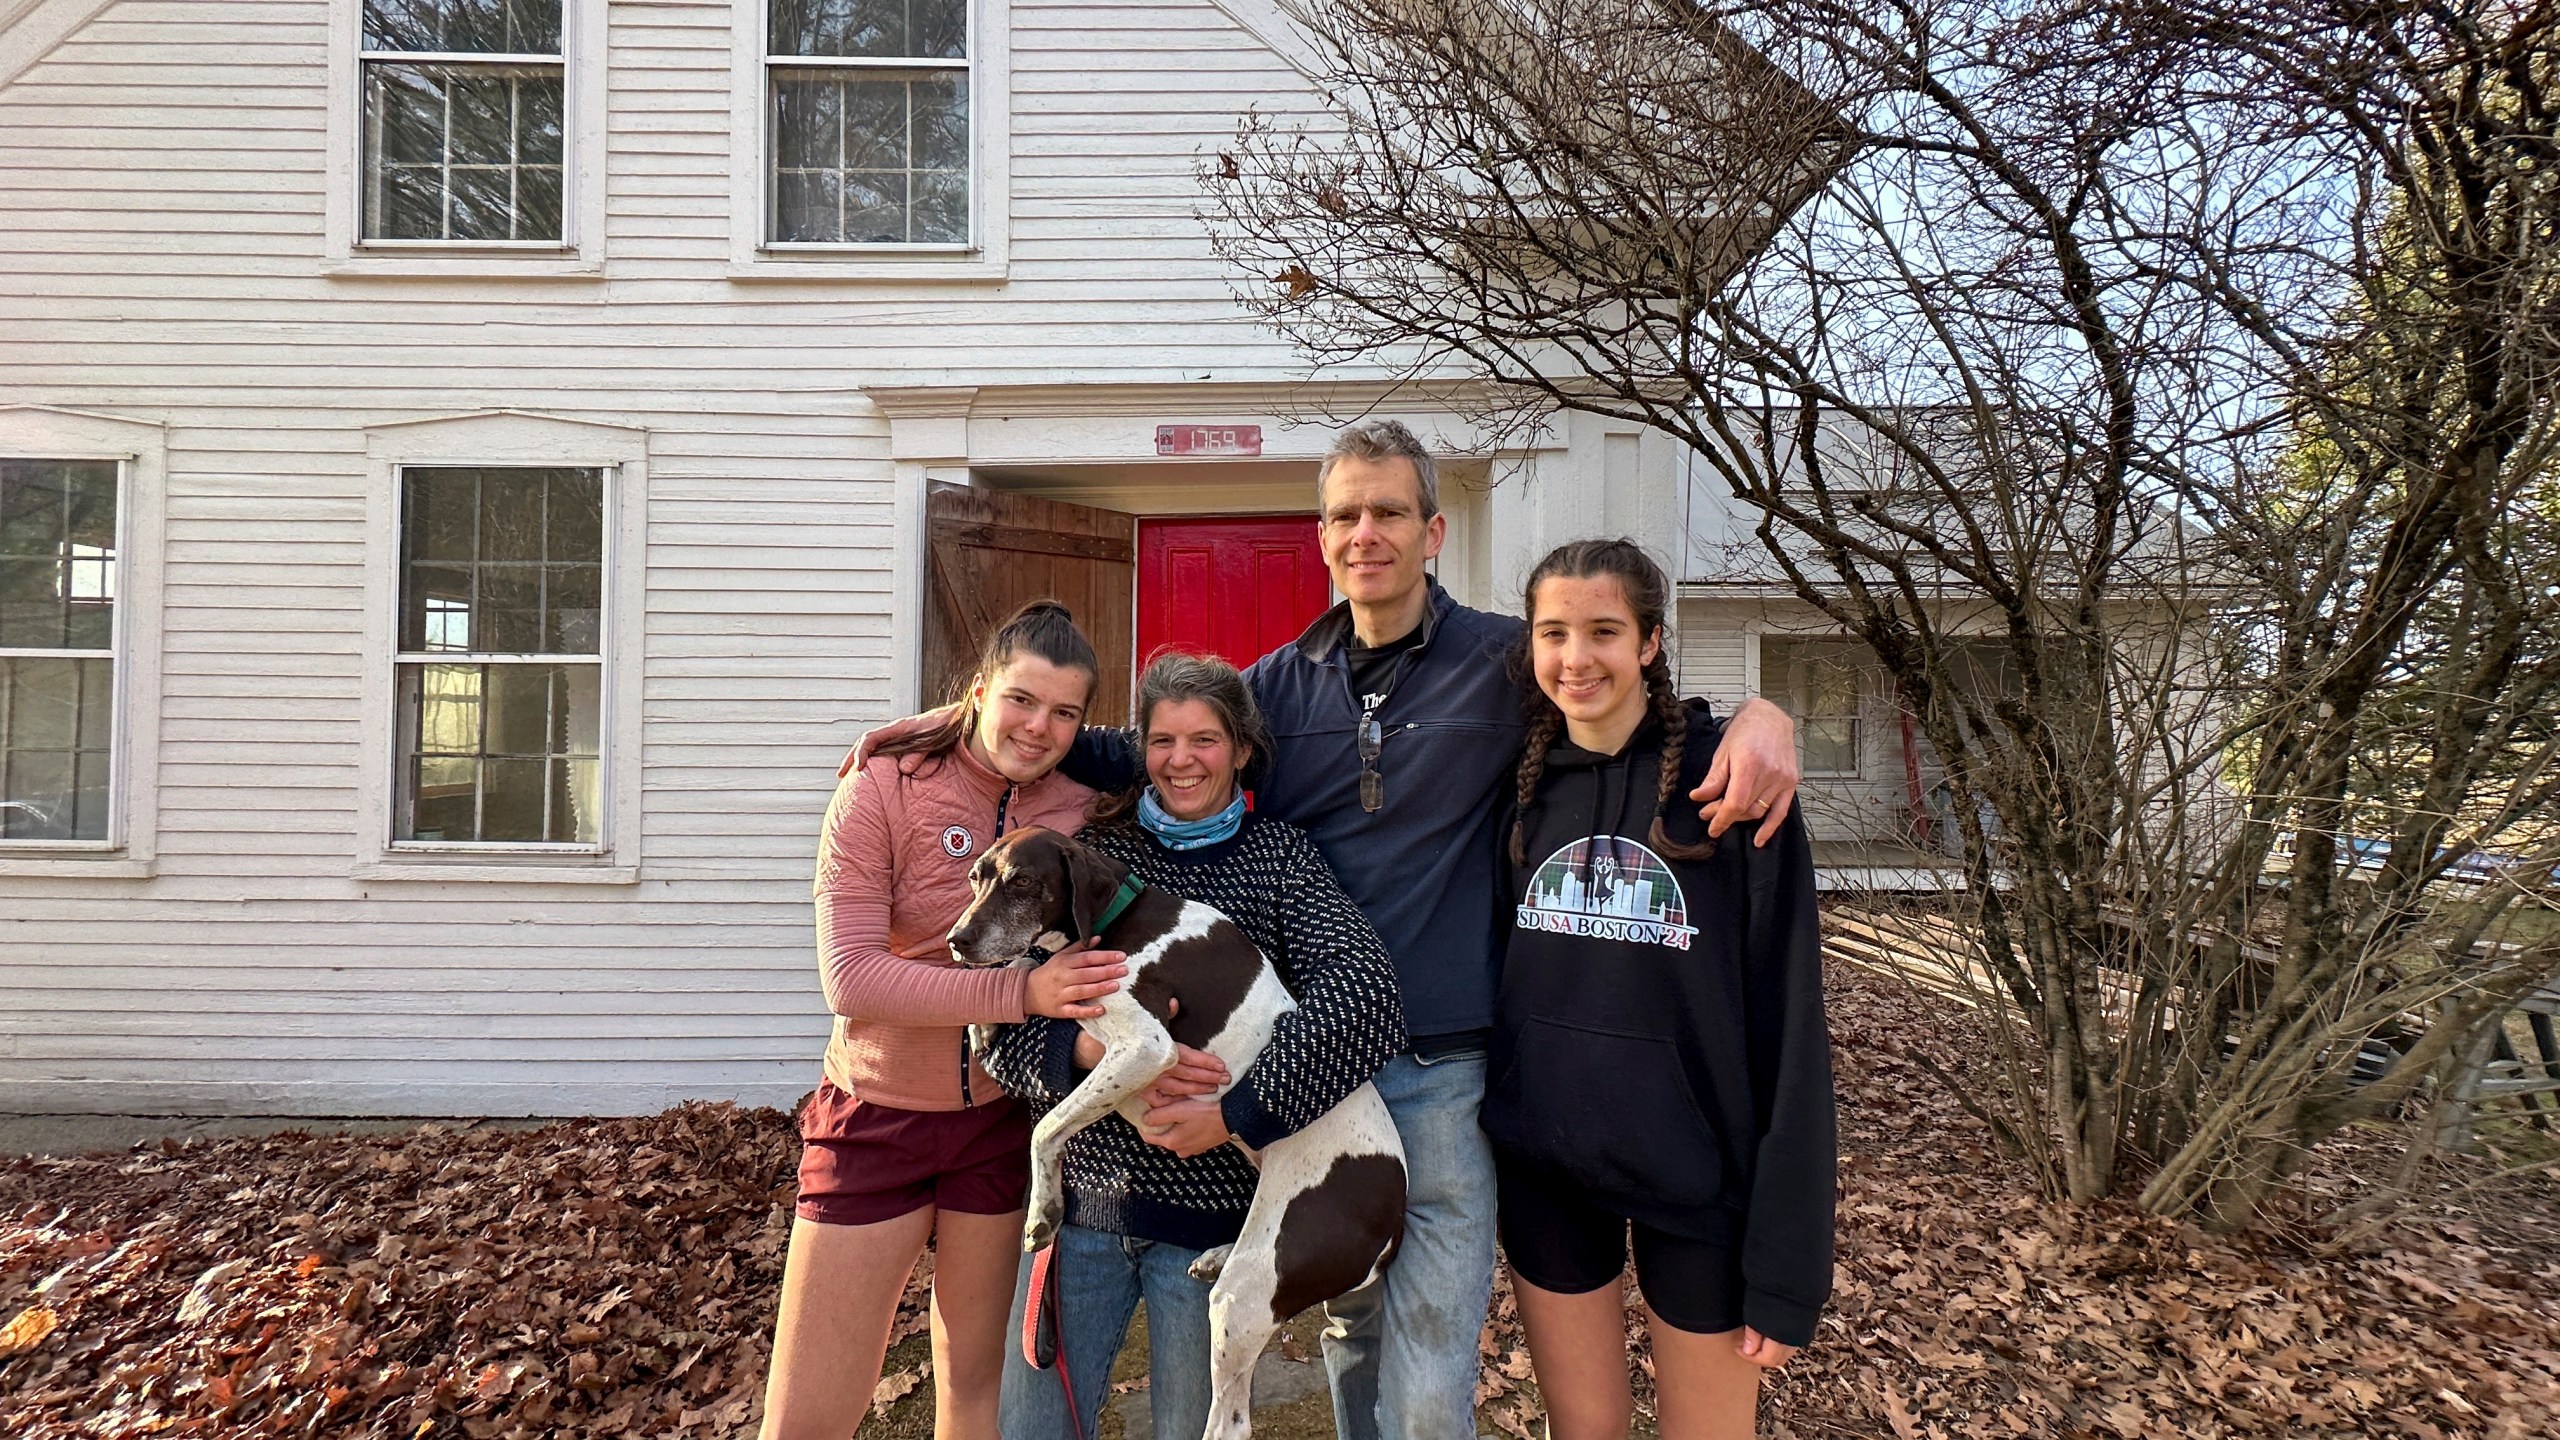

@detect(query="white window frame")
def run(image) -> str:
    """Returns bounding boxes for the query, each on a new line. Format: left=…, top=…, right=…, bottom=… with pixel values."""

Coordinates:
left=357, top=411, right=644, bottom=883
left=324, top=0, right=608, bottom=277
left=727, top=0, right=1012, bottom=281
left=0, top=406, right=163, bottom=878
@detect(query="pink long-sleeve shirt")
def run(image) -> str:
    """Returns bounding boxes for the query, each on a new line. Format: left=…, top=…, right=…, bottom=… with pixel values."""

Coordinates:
left=814, top=735, right=1095, bottom=1111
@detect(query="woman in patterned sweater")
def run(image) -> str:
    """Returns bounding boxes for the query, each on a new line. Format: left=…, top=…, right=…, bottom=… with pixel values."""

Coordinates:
left=982, top=652, right=1407, bottom=1440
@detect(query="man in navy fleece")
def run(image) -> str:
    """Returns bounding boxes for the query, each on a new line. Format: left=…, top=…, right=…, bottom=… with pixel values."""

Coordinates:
left=1090, top=420, right=1807, bottom=1440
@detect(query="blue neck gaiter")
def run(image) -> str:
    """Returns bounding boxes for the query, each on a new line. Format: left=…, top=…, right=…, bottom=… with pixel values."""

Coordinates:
left=1137, top=786, right=1247, bottom=850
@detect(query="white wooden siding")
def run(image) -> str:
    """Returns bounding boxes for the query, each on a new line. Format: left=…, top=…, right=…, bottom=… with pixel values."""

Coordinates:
left=0, top=0, right=1346, bottom=1115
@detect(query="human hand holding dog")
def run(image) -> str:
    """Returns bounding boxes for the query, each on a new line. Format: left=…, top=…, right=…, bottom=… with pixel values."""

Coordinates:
left=1136, top=1098, right=1231, bottom=1157
left=1025, top=939, right=1126, bottom=1020
left=1068, top=1031, right=1228, bottom=1110
left=1691, top=694, right=1801, bottom=847
left=1736, top=1327, right=1798, bottom=1369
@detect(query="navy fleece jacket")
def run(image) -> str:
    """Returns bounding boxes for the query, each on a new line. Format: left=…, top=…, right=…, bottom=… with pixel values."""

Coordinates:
left=1065, top=579, right=1527, bottom=1042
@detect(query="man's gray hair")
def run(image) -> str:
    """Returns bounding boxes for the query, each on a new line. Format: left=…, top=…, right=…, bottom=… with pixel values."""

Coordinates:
left=1317, top=419, right=1440, bottom=519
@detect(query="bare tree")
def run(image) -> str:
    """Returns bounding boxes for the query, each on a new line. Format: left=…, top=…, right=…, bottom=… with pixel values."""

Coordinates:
left=1205, top=0, right=2560, bottom=1225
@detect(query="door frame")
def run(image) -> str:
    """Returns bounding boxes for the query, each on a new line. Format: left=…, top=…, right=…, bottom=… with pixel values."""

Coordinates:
left=865, top=382, right=1532, bottom=714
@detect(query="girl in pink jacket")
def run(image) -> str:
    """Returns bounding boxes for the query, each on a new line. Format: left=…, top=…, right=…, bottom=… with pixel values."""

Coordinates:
left=759, top=601, right=1128, bottom=1440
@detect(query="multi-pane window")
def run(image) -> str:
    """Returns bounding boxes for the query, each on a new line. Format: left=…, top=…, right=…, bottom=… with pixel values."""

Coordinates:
left=0, top=460, right=118, bottom=843
left=768, top=0, right=970, bottom=245
left=1768, top=638, right=1868, bottom=778
left=362, top=0, right=566, bottom=243
left=396, top=467, right=604, bottom=845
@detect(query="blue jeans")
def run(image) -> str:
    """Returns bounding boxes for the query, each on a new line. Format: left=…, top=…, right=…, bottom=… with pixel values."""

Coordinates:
left=1322, top=1052, right=1498, bottom=1440
left=999, top=1223, right=1215, bottom=1440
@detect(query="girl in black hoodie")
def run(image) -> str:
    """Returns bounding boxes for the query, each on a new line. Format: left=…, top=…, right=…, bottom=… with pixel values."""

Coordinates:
left=1486, top=539, right=1834, bottom=1440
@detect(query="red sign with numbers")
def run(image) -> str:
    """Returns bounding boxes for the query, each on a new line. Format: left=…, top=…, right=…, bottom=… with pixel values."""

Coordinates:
left=1155, top=424, right=1263, bottom=457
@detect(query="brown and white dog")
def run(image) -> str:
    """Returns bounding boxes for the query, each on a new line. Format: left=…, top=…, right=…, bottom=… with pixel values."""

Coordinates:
left=946, top=826, right=1405, bottom=1440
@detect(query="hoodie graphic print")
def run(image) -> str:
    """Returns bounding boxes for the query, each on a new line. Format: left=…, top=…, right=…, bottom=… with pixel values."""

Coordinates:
left=1516, top=834, right=1700, bottom=951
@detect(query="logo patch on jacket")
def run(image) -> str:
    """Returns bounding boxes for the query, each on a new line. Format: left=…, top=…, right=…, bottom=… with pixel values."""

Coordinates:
left=1519, top=836, right=1698, bottom=950
left=941, top=825, right=974, bottom=858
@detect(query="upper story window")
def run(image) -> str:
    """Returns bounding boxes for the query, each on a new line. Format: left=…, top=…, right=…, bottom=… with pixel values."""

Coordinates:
left=0, top=460, right=119, bottom=843
left=767, top=0, right=970, bottom=246
left=395, top=467, right=604, bottom=846
left=361, top=0, right=566, bottom=244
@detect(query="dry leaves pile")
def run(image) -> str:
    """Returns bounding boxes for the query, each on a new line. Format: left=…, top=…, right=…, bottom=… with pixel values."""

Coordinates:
left=0, top=1103, right=809, bottom=1438
left=6, top=961, right=2559, bottom=1438
left=1483, top=960, right=2560, bottom=1439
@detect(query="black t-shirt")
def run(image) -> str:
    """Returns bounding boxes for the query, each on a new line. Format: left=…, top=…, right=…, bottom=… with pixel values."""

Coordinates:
left=1345, top=621, right=1430, bottom=722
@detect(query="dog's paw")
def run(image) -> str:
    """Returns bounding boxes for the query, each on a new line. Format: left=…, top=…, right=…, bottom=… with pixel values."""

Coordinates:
left=1186, top=1244, right=1234, bottom=1283
left=1023, top=1212, right=1060, bottom=1253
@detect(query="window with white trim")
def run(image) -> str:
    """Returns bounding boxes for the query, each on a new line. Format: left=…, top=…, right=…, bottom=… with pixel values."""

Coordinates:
left=1766, top=637, right=1869, bottom=778
left=0, top=460, right=119, bottom=843
left=394, top=467, right=603, bottom=845
left=767, top=0, right=970, bottom=245
left=361, top=0, right=566, bottom=244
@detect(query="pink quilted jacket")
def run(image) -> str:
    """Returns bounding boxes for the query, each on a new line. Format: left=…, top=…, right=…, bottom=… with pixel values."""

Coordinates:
left=813, top=731, right=1095, bottom=1111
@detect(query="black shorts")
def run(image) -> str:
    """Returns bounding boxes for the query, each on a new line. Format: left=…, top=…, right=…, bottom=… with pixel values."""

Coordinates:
left=1495, top=1150, right=1744, bottom=1336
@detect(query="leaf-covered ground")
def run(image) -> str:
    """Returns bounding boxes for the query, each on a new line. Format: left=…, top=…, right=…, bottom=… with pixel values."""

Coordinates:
left=4, top=961, right=2556, bottom=1438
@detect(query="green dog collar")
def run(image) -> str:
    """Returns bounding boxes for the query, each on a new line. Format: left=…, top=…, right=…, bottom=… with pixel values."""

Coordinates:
left=1090, top=873, right=1146, bottom=938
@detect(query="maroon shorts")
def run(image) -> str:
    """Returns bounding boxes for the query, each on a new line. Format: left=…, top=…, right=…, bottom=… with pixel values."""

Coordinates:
left=794, top=1083, right=1033, bottom=1227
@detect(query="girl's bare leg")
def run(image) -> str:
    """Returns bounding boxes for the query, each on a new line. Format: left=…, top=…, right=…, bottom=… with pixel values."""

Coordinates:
left=1646, top=1304, right=1761, bottom=1440
left=758, top=1207, right=937, bottom=1440
left=924, top=1207, right=1028, bottom=1440
left=1512, top=1269, right=1635, bottom=1440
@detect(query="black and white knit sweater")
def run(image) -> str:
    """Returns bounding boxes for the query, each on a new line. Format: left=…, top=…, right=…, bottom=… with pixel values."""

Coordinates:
left=979, top=812, right=1406, bottom=1250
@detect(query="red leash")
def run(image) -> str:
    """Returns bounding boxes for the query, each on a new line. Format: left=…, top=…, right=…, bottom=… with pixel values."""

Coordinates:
left=1022, top=1241, right=1086, bottom=1440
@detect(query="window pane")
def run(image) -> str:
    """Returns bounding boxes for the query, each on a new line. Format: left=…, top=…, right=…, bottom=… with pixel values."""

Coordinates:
left=362, top=64, right=565, bottom=243
left=774, top=169, right=842, bottom=243
left=0, top=460, right=116, bottom=651
left=404, top=468, right=479, bottom=562
left=912, top=72, right=967, bottom=170
left=772, top=0, right=964, bottom=60
left=841, top=79, right=905, bottom=170
left=0, top=656, right=113, bottom=842
left=913, top=168, right=966, bottom=244
left=447, top=164, right=516, bottom=242
left=1802, top=717, right=1859, bottom=776
left=365, top=0, right=560, bottom=55
left=545, top=563, right=601, bottom=653
left=547, top=469, right=604, bottom=559
left=477, top=470, right=546, bottom=561
left=0, top=557, right=58, bottom=648
left=770, top=69, right=967, bottom=245
left=517, top=166, right=563, bottom=240
left=844, top=171, right=905, bottom=243
left=775, top=79, right=842, bottom=170
left=521, top=78, right=564, bottom=165
left=412, top=755, right=479, bottom=840
left=397, top=661, right=598, bottom=843
left=448, top=72, right=513, bottom=165
left=476, top=566, right=543, bottom=652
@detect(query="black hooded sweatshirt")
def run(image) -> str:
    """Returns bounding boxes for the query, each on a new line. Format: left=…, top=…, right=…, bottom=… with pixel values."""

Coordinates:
left=1485, top=698, right=1835, bottom=1348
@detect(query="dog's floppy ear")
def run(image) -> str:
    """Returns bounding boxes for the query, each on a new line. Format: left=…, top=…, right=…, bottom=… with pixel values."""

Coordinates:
left=1061, top=834, right=1128, bottom=942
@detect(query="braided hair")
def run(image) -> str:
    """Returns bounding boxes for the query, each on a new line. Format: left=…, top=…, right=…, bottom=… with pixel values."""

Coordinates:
left=1510, top=539, right=1717, bottom=866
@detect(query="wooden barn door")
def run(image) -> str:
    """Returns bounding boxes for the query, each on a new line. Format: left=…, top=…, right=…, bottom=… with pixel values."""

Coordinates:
left=922, top=483, right=1136, bottom=725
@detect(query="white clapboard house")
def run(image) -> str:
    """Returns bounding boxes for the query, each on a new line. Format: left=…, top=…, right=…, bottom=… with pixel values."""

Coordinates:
left=0, top=0, right=1939, bottom=1117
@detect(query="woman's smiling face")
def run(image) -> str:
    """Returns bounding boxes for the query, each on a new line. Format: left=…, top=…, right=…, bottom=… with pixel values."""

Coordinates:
left=968, top=652, right=1091, bottom=783
left=1144, top=697, right=1249, bottom=822
left=1531, top=573, right=1660, bottom=746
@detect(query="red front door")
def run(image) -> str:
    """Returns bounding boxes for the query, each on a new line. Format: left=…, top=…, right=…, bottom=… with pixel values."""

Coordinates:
left=1137, top=515, right=1331, bottom=673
